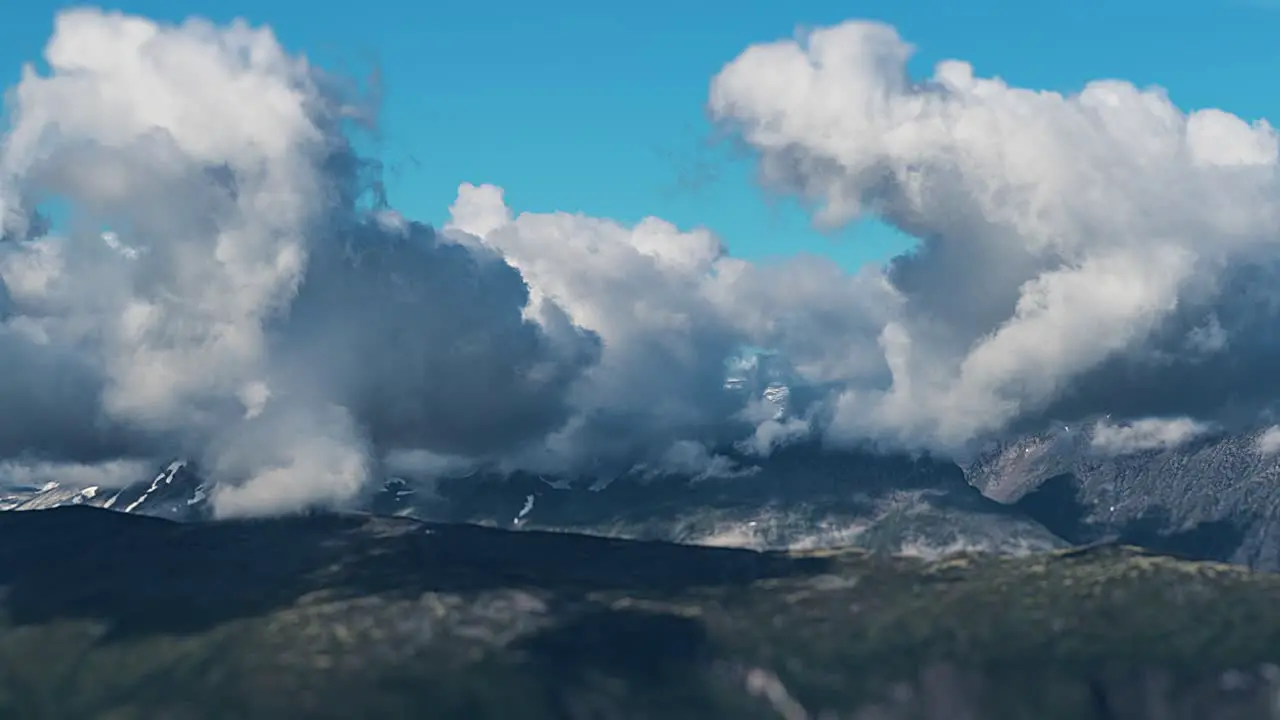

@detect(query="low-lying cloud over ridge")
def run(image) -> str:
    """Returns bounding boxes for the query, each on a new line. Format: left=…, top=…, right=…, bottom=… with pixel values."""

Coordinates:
left=0, top=11, right=1278, bottom=515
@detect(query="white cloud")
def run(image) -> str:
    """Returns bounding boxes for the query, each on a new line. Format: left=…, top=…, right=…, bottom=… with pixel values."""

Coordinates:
left=1257, top=426, right=1280, bottom=455
left=0, top=10, right=593, bottom=515
left=1090, top=417, right=1211, bottom=456
left=445, top=183, right=753, bottom=473
left=708, top=20, right=1280, bottom=450
left=3, top=11, right=1280, bottom=515
left=0, top=458, right=153, bottom=489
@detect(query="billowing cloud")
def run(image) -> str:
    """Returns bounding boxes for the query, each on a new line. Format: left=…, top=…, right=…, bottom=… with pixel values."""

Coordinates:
left=708, top=20, right=1280, bottom=449
left=2, top=11, right=1280, bottom=516
left=447, top=183, right=760, bottom=475
left=0, top=9, right=597, bottom=515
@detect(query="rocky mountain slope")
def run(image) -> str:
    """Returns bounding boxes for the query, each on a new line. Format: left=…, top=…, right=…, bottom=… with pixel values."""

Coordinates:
left=1, top=461, right=210, bottom=520
left=1, top=444, right=1067, bottom=559
left=2, top=506, right=1279, bottom=719
left=967, top=423, right=1280, bottom=569
left=9, top=417, right=1280, bottom=569
left=375, top=442, right=1068, bottom=557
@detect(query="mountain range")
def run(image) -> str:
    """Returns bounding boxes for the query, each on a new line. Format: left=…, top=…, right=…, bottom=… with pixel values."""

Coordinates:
left=6, top=400, right=1280, bottom=718
left=6, top=417, right=1279, bottom=569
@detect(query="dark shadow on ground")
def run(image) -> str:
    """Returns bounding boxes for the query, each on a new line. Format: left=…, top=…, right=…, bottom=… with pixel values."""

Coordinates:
left=0, top=506, right=829, bottom=641
left=1012, top=473, right=1251, bottom=562
left=515, top=607, right=726, bottom=717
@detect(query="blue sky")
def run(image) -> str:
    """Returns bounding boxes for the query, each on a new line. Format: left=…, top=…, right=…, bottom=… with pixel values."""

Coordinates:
left=3, top=0, right=1279, bottom=269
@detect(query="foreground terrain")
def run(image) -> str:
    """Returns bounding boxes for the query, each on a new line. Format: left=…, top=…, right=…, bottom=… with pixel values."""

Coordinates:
left=2, top=507, right=1280, bottom=719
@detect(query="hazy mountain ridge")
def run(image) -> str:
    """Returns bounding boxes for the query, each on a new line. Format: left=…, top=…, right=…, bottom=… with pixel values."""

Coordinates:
left=3, top=358, right=1273, bottom=569
left=1, top=440, right=1069, bottom=558
left=8, top=417, right=1280, bottom=568
left=376, top=443, right=1068, bottom=557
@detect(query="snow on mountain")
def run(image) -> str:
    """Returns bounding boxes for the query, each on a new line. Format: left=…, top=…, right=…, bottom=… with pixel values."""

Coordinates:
left=0, top=439, right=1067, bottom=560
left=9, top=387, right=1280, bottom=569
left=760, top=383, right=790, bottom=420
left=4, top=460, right=211, bottom=521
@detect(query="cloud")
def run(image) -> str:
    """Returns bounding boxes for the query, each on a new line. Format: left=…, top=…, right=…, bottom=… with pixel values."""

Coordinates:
left=445, top=183, right=762, bottom=475
left=0, top=458, right=153, bottom=490
left=2, top=11, right=1280, bottom=515
left=708, top=20, right=1280, bottom=450
left=1090, top=417, right=1211, bottom=456
left=0, top=9, right=597, bottom=516
left=1256, top=426, right=1280, bottom=455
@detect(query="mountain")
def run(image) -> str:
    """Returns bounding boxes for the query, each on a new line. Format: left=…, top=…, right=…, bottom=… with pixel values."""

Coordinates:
left=0, top=363, right=1071, bottom=559
left=0, top=373, right=1065, bottom=560
left=2, top=505, right=1279, bottom=719
left=371, top=442, right=1067, bottom=558
left=2, top=460, right=212, bottom=521
left=10, top=402, right=1280, bottom=569
left=967, top=422, right=1280, bottom=569
left=1, top=444, right=1066, bottom=558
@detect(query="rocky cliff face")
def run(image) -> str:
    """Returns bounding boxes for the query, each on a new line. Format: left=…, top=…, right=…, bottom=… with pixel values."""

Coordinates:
left=966, top=424, right=1280, bottom=569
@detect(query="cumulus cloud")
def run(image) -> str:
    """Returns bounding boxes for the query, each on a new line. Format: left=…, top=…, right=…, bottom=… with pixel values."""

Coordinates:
left=0, top=9, right=596, bottom=515
left=446, top=183, right=765, bottom=475
left=3, top=11, right=1280, bottom=515
left=708, top=20, right=1280, bottom=449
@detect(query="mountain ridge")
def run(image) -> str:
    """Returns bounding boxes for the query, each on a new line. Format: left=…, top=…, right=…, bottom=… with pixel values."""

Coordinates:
left=7, top=418, right=1280, bottom=567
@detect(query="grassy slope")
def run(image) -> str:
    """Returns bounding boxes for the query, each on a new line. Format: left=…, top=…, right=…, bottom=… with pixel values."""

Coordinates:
left=2, top=508, right=1280, bottom=719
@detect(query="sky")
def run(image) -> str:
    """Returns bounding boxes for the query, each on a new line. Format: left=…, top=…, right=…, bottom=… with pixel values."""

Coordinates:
left=3, top=3, right=1280, bottom=515
left=4, top=0, right=1276, bottom=269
